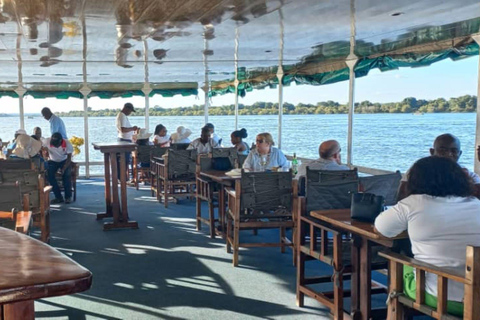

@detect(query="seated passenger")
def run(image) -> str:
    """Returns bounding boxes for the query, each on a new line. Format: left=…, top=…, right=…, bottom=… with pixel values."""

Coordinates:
left=10, top=134, right=42, bottom=159
left=44, top=132, right=74, bottom=204
left=171, top=126, right=192, bottom=144
left=187, top=126, right=219, bottom=154
left=243, top=132, right=286, bottom=171
left=204, top=123, right=222, bottom=146
left=152, top=124, right=170, bottom=147
left=296, top=139, right=349, bottom=178
left=231, top=128, right=249, bottom=155
left=5, top=129, right=27, bottom=157
left=398, top=133, right=480, bottom=200
left=375, top=156, right=480, bottom=316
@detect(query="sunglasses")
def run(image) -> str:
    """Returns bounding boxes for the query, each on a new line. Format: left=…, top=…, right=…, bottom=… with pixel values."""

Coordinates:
left=256, top=139, right=265, bottom=144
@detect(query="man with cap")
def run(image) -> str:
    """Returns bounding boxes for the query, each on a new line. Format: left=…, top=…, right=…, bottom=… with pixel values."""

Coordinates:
left=204, top=123, right=222, bottom=146
left=41, top=107, right=67, bottom=139
left=116, top=102, right=138, bottom=180
left=44, top=132, right=73, bottom=204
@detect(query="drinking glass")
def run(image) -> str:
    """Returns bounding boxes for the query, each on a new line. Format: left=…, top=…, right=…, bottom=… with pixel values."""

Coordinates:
left=260, top=155, right=268, bottom=171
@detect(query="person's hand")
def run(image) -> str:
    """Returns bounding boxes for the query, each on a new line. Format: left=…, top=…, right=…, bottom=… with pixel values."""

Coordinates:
left=133, top=126, right=139, bottom=132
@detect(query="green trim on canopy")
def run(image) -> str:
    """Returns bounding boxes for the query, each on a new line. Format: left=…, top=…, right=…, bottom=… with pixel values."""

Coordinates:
left=209, top=41, right=479, bottom=98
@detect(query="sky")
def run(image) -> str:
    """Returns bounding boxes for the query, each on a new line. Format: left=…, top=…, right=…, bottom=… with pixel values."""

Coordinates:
left=1, top=55, right=478, bottom=114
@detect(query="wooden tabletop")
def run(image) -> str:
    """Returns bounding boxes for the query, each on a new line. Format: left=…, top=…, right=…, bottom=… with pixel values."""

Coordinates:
left=200, top=170, right=241, bottom=184
left=92, top=142, right=136, bottom=152
left=0, top=227, right=92, bottom=304
left=310, top=209, right=407, bottom=241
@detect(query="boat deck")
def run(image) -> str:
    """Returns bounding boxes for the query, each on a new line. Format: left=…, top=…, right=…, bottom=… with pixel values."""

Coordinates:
left=33, top=179, right=386, bottom=319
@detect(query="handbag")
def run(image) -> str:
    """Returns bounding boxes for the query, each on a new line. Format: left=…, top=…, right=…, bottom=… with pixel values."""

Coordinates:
left=350, top=192, right=385, bottom=222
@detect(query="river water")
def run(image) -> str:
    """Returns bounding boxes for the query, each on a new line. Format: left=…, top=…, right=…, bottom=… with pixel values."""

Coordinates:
left=1, top=113, right=476, bottom=175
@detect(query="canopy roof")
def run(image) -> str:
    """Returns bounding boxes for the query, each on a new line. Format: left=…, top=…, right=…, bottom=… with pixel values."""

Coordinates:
left=0, top=0, right=479, bottom=99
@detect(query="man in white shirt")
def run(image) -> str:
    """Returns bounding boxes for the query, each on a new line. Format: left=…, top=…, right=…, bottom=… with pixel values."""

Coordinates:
left=187, top=126, right=219, bottom=154
left=44, top=132, right=73, bottom=204
left=296, top=140, right=349, bottom=179
left=398, top=133, right=480, bottom=200
left=116, top=103, right=138, bottom=180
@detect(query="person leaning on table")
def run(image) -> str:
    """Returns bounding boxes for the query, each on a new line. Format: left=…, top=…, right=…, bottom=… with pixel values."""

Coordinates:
left=374, top=156, right=480, bottom=317
left=242, top=132, right=287, bottom=171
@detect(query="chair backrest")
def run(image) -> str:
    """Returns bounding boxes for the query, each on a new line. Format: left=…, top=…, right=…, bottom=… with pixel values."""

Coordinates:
left=150, top=146, right=169, bottom=160
left=359, top=171, right=402, bottom=206
left=0, top=169, right=40, bottom=210
left=306, top=168, right=359, bottom=213
left=239, top=170, right=294, bottom=217
left=238, top=154, right=248, bottom=168
left=212, top=147, right=237, bottom=171
left=0, top=185, right=24, bottom=223
left=0, top=159, right=32, bottom=170
left=167, top=149, right=197, bottom=180
left=137, top=145, right=154, bottom=164
left=170, top=143, right=190, bottom=150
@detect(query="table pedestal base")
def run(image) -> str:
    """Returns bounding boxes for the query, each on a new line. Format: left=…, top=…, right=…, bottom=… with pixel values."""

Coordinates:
left=103, top=220, right=138, bottom=230
left=96, top=212, right=112, bottom=220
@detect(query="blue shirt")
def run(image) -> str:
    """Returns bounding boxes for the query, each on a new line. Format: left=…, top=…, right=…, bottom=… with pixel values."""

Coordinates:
left=243, top=147, right=287, bottom=171
left=49, top=114, right=67, bottom=139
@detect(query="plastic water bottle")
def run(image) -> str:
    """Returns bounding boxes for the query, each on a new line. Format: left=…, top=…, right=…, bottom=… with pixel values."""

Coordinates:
left=292, top=153, right=298, bottom=175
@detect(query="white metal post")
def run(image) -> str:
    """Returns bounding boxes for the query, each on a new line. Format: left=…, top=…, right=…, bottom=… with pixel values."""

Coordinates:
left=80, top=15, right=91, bottom=178
left=234, top=27, right=239, bottom=130
left=15, top=28, right=25, bottom=129
left=203, top=26, right=211, bottom=124
left=143, top=39, right=150, bottom=131
left=277, top=8, right=285, bottom=149
left=472, top=34, right=480, bottom=174
left=346, top=0, right=358, bottom=166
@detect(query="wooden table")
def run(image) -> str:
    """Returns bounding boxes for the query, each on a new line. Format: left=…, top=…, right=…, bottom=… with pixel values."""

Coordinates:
left=93, top=142, right=139, bottom=230
left=199, top=170, right=240, bottom=236
left=310, top=209, right=407, bottom=320
left=0, top=227, right=92, bottom=319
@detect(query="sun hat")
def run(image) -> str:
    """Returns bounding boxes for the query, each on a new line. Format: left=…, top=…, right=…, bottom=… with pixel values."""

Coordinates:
left=12, top=134, right=42, bottom=159
left=171, top=126, right=192, bottom=142
left=136, top=128, right=152, bottom=140
left=15, top=129, right=27, bottom=136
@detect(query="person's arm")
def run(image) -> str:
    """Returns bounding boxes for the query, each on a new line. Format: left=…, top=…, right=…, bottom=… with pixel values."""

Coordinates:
left=242, top=152, right=253, bottom=170
left=374, top=201, right=408, bottom=238
left=61, top=154, right=72, bottom=173
left=119, top=114, right=138, bottom=133
left=121, top=126, right=138, bottom=133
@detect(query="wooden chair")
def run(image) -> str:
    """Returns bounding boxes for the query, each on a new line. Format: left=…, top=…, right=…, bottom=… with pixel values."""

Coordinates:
left=0, top=209, right=32, bottom=234
left=132, top=145, right=154, bottom=190
left=0, top=158, right=36, bottom=170
left=157, top=149, right=197, bottom=207
left=225, top=170, right=297, bottom=267
left=359, top=171, right=402, bottom=206
left=379, top=246, right=480, bottom=320
left=196, top=148, right=237, bottom=238
left=296, top=168, right=360, bottom=319
left=54, top=161, right=78, bottom=202
left=149, top=146, right=169, bottom=199
left=0, top=169, right=51, bottom=242
left=170, top=143, right=190, bottom=150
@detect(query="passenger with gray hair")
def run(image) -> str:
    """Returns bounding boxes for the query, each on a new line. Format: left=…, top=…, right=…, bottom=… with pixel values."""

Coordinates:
left=296, top=140, right=349, bottom=178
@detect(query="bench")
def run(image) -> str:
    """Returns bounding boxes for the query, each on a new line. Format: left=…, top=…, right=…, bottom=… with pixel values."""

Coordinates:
left=379, top=247, right=480, bottom=320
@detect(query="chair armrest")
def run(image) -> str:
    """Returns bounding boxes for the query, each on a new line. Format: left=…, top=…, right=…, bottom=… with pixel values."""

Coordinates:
left=379, top=250, right=467, bottom=284
left=224, top=187, right=236, bottom=198
left=44, top=186, right=53, bottom=194
left=15, top=210, right=32, bottom=234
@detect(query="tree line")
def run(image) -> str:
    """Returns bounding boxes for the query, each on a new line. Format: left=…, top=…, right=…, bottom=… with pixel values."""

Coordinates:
left=56, top=95, right=477, bottom=117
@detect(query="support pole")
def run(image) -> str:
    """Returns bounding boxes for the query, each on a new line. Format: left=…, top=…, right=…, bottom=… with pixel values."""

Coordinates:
left=143, top=39, right=150, bottom=131
left=473, top=34, right=480, bottom=174
left=277, top=8, right=285, bottom=149
left=15, top=27, right=25, bottom=129
left=80, top=13, right=91, bottom=178
left=346, top=0, right=358, bottom=166
left=202, top=26, right=211, bottom=124
left=234, top=27, right=239, bottom=130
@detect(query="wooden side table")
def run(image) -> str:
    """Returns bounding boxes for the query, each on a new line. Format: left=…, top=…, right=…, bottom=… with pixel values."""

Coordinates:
left=93, top=142, right=138, bottom=230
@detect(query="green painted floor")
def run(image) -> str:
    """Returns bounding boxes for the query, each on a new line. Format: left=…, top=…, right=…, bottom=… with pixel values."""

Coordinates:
left=33, top=179, right=333, bottom=320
